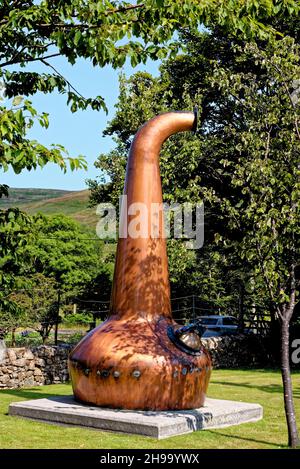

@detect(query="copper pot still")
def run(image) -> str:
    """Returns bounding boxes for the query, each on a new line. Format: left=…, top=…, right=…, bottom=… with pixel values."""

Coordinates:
left=69, top=110, right=212, bottom=410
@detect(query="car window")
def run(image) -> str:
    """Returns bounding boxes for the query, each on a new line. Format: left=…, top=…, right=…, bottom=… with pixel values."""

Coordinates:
left=202, top=329, right=222, bottom=338
left=199, top=318, right=218, bottom=325
left=223, top=317, right=237, bottom=326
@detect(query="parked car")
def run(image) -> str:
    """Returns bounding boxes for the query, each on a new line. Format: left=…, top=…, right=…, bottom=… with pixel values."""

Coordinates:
left=195, top=315, right=239, bottom=337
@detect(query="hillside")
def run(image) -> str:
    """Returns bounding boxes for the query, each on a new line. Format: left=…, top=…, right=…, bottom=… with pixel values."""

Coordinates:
left=0, top=188, right=69, bottom=207
left=0, top=188, right=98, bottom=230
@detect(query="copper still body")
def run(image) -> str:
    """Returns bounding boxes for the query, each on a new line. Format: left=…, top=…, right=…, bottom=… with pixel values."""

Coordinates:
left=69, top=111, right=212, bottom=410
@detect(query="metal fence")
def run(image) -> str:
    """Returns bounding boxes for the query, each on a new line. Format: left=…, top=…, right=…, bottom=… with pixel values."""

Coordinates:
left=1, top=290, right=272, bottom=345
left=74, top=294, right=272, bottom=336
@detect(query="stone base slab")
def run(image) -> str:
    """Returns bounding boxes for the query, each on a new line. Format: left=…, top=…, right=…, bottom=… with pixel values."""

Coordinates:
left=9, top=395, right=263, bottom=439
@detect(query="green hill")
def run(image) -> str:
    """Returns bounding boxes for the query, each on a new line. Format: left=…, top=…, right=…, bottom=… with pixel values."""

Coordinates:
left=0, top=188, right=69, bottom=207
left=0, top=188, right=98, bottom=230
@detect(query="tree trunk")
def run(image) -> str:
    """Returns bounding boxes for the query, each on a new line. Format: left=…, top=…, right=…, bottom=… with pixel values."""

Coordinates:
left=269, top=306, right=280, bottom=364
left=238, top=284, right=245, bottom=332
left=41, top=332, right=47, bottom=345
left=54, top=322, right=58, bottom=345
left=54, top=289, right=61, bottom=345
left=281, top=318, right=300, bottom=448
left=11, top=328, right=16, bottom=347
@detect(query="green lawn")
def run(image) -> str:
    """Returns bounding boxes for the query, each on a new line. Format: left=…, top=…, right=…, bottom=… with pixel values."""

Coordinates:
left=0, top=369, right=299, bottom=449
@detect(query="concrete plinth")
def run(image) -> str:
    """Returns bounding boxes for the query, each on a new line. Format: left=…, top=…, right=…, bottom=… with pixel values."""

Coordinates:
left=9, top=395, right=263, bottom=439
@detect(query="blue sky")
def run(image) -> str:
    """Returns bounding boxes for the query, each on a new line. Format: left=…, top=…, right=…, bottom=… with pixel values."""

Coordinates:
left=1, top=56, right=160, bottom=191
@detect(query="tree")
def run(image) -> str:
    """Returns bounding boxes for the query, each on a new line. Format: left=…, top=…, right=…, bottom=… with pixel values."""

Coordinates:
left=86, top=68, right=252, bottom=312
left=0, top=208, right=33, bottom=341
left=0, top=294, right=26, bottom=343
left=28, top=274, right=58, bottom=344
left=176, top=33, right=300, bottom=448
left=1, top=1, right=299, bottom=305
left=73, top=264, right=114, bottom=325
left=88, top=27, right=300, bottom=446
left=10, top=273, right=59, bottom=344
left=26, top=213, right=105, bottom=295
left=26, top=213, right=112, bottom=334
left=210, top=38, right=300, bottom=447
left=0, top=213, right=111, bottom=343
left=1, top=1, right=299, bottom=198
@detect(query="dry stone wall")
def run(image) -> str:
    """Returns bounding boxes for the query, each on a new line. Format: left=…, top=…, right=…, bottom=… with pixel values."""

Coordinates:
left=0, top=345, right=71, bottom=389
left=202, top=334, right=268, bottom=368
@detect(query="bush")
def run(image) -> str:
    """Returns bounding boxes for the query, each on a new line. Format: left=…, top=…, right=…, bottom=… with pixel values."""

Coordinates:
left=59, top=331, right=85, bottom=345
left=63, top=312, right=93, bottom=326
left=8, top=331, right=43, bottom=348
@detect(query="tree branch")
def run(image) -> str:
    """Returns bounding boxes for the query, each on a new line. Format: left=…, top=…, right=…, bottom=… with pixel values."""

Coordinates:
left=0, top=42, right=56, bottom=68
left=40, top=58, right=86, bottom=100
left=264, top=125, right=272, bottom=160
left=0, top=52, right=61, bottom=68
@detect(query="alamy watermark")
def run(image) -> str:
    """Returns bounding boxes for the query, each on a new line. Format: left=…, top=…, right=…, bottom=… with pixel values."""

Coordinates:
left=95, top=196, right=204, bottom=249
left=291, top=339, right=300, bottom=365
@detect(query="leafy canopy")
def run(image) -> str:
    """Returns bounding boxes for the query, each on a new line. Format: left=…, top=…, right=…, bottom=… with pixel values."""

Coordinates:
left=1, top=0, right=299, bottom=194
left=88, top=24, right=300, bottom=314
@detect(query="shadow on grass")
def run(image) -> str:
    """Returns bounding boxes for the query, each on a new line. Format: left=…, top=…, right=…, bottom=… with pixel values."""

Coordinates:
left=213, top=368, right=281, bottom=372
left=211, top=380, right=300, bottom=397
left=206, top=429, right=286, bottom=448
left=0, top=387, right=72, bottom=401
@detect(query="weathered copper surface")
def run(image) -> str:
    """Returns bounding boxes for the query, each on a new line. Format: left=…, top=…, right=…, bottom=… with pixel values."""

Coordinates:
left=69, top=111, right=212, bottom=410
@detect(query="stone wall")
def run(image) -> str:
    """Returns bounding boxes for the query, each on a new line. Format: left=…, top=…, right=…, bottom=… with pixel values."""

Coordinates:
left=0, top=334, right=267, bottom=389
left=202, top=334, right=268, bottom=368
left=0, top=345, right=72, bottom=389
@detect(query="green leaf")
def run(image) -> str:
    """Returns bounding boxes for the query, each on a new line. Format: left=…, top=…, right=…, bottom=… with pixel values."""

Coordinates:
left=12, top=96, right=23, bottom=106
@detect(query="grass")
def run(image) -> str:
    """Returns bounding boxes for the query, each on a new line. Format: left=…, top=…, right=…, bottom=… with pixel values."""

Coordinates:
left=0, top=369, right=299, bottom=449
